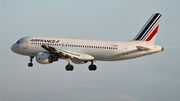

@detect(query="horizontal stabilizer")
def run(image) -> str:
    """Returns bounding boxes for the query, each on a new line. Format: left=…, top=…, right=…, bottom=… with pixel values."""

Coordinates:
left=136, top=46, right=151, bottom=51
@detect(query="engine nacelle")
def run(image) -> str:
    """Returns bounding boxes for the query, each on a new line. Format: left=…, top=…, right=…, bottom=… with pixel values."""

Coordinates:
left=36, top=52, right=58, bottom=64
left=71, top=59, right=87, bottom=64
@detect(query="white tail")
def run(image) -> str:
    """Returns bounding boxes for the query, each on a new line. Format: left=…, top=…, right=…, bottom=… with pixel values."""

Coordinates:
left=133, top=13, right=162, bottom=44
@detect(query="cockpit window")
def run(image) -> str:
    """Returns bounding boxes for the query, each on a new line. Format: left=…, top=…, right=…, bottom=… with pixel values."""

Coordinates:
left=16, top=40, right=20, bottom=44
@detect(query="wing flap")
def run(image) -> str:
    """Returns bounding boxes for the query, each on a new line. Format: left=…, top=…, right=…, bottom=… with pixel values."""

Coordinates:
left=58, top=49, right=94, bottom=60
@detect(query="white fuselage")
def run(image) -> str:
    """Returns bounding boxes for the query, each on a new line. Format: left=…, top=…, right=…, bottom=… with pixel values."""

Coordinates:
left=10, top=13, right=163, bottom=70
left=11, top=36, right=163, bottom=61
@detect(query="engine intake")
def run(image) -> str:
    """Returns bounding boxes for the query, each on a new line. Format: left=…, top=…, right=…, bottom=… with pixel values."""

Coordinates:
left=36, top=52, right=58, bottom=64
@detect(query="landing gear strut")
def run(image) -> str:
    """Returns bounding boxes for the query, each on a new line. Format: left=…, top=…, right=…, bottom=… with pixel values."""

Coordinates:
left=28, top=56, right=34, bottom=67
left=65, top=59, right=74, bottom=71
left=88, top=61, right=97, bottom=71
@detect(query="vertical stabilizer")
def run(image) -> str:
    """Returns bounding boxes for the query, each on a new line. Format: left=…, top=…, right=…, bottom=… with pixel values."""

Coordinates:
left=133, top=13, right=162, bottom=44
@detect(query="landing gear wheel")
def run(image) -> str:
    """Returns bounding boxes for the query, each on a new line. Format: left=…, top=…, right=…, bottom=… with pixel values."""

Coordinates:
left=88, top=64, right=97, bottom=71
left=88, top=60, right=97, bottom=71
left=28, top=63, right=33, bottom=67
left=65, top=64, right=74, bottom=71
left=28, top=56, right=34, bottom=67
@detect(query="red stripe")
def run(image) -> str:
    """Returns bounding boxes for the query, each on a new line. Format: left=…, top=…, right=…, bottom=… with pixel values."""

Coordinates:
left=145, top=25, right=159, bottom=41
left=56, top=40, right=60, bottom=43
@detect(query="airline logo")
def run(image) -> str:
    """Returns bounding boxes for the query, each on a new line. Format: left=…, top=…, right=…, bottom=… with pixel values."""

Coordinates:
left=133, top=13, right=162, bottom=41
left=30, top=39, right=60, bottom=43
left=56, top=40, right=60, bottom=43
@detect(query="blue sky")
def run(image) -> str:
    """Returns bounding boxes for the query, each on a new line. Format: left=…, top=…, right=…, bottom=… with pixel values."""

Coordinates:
left=1, top=0, right=180, bottom=101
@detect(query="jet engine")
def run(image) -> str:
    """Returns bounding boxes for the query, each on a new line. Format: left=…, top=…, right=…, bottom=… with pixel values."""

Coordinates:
left=36, top=52, right=58, bottom=64
left=71, top=59, right=88, bottom=64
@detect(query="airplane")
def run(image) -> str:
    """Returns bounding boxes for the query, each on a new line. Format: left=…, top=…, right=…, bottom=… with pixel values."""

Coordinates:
left=11, top=13, right=164, bottom=71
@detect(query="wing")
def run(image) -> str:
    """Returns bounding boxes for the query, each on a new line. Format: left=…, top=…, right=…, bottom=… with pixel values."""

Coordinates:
left=41, top=44, right=94, bottom=60
left=136, top=46, right=151, bottom=51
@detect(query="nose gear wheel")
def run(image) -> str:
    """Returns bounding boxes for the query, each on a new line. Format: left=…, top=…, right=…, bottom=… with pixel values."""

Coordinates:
left=28, top=56, right=34, bottom=67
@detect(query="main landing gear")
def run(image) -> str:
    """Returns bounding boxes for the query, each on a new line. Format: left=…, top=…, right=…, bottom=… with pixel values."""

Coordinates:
left=65, top=59, right=74, bottom=71
left=88, top=61, right=97, bottom=71
left=65, top=60, right=97, bottom=71
left=28, top=56, right=34, bottom=67
left=65, top=64, right=74, bottom=71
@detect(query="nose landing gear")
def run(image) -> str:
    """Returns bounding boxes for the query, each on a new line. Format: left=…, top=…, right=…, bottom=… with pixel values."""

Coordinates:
left=28, top=56, right=34, bottom=67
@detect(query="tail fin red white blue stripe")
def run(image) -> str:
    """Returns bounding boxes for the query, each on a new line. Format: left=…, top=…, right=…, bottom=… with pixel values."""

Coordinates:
left=133, top=13, right=162, bottom=44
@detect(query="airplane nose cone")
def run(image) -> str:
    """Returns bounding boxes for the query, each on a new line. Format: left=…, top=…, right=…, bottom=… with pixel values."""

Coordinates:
left=11, top=44, right=15, bottom=52
left=11, top=44, right=17, bottom=53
